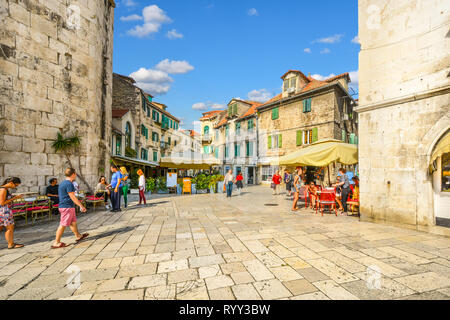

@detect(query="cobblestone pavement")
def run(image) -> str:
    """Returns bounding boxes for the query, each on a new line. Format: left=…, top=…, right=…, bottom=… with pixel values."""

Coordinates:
left=1, top=186, right=449, bottom=300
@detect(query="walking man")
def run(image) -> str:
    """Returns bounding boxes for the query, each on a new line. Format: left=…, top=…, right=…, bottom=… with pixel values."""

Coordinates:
left=51, top=168, right=88, bottom=249
left=224, top=169, right=234, bottom=198
left=109, top=165, right=123, bottom=212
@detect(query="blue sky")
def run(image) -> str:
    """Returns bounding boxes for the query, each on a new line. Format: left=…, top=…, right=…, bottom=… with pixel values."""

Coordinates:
left=113, top=0, right=359, bottom=130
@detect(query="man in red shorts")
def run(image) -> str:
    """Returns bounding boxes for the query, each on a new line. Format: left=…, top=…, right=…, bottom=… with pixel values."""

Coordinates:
left=51, top=168, right=88, bottom=249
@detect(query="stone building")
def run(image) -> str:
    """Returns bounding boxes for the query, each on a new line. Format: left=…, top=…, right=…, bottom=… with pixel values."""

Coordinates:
left=0, top=0, right=115, bottom=193
left=112, top=73, right=181, bottom=179
left=356, top=0, right=450, bottom=233
left=200, top=110, right=222, bottom=157
left=256, top=70, right=358, bottom=184
left=213, top=99, right=261, bottom=184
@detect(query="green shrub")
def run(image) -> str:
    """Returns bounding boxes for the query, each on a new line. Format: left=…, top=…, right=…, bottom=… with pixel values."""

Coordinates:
left=192, top=174, right=209, bottom=190
left=130, top=169, right=139, bottom=189
left=157, top=177, right=167, bottom=191
left=146, top=178, right=157, bottom=193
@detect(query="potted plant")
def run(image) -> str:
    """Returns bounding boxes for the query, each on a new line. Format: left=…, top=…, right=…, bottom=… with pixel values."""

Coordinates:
left=193, top=174, right=209, bottom=194
left=146, top=177, right=157, bottom=194
left=157, top=177, right=168, bottom=194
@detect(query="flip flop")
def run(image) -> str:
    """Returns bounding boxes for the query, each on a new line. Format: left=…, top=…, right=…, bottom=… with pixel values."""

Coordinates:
left=8, top=243, right=24, bottom=249
left=51, top=242, right=67, bottom=249
left=76, top=233, right=89, bottom=243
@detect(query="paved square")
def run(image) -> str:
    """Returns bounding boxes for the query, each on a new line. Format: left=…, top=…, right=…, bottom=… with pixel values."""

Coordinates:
left=0, top=186, right=449, bottom=300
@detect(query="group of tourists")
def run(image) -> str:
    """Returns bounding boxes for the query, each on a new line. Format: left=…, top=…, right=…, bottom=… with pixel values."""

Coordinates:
left=0, top=164, right=149, bottom=250
left=269, top=167, right=359, bottom=215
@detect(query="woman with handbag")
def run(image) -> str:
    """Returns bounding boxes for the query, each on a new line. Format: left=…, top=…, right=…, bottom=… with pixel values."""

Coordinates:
left=272, top=171, right=281, bottom=195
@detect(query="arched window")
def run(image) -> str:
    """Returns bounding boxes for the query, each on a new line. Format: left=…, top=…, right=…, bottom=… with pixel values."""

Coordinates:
left=204, top=126, right=210, bottom=135
left=125, top=122, right=132, bottom=148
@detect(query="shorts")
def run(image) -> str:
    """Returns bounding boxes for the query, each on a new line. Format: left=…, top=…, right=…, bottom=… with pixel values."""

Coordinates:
left=59, top=207, right=77, bottom=227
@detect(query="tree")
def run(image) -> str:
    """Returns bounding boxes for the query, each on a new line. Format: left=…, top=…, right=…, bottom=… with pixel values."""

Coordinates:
left=51, top=131, right=93, bottom=193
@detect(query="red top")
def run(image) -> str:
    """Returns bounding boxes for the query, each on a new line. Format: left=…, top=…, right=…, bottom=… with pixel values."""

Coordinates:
left=272, top=174, right=281, bottom=185
left=236, top=174, right=244, bottom=181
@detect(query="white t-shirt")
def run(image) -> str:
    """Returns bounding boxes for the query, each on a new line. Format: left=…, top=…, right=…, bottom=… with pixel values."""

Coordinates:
left=224, top=173, right=234, bottom=184
left=138, top=175, right=145, bottom=190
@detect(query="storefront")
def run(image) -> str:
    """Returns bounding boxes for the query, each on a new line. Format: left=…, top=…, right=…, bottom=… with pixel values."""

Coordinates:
left=431, top=131, right=450, bottom=227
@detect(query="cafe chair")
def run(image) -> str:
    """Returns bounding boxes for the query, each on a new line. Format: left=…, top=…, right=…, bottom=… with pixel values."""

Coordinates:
left=316, top=190, right=337, bottom=217
left=11, top=198, right=30, bottom=225
left=346, top=198, right=360, bottom=216
left=27, top=195, right=52, bottom=224
left=86, top=191, right=105, bottom=212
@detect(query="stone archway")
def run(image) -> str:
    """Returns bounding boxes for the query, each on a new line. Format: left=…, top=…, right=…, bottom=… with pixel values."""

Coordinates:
left=415, top=115, right=450, bottom=227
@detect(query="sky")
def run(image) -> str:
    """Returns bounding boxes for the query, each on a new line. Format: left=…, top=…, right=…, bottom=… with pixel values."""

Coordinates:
left=113, top=0, right=360, bottom=130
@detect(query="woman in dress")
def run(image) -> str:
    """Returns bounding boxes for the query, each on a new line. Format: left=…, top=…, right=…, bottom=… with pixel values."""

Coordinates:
left=137, top=169, right=146, bottom=205
left=0, top=177, right=25, bottom=249
left=292, top=167, right=304, bottom=212
left=120, top=167, right=130, bottom=208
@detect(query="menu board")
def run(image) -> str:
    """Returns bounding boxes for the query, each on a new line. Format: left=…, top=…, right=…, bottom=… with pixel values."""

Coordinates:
left=167, top=173, right=178, bottom=188
left=183, top=178, right=191, bottom=194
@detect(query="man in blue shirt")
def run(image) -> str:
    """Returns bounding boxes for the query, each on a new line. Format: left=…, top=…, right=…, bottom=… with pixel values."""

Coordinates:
left=108, top=165, right=123, bottom=212
left=51, top=168, right=88, bottom=249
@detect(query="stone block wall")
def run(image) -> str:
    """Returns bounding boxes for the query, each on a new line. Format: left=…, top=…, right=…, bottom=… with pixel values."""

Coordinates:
left=358, top=0, right=450, bottom=227
left=0, top=0, right=115, bottom=193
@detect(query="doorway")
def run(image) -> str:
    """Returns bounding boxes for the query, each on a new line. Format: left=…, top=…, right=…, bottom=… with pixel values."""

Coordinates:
left=247, top=167, right=254, bottom=185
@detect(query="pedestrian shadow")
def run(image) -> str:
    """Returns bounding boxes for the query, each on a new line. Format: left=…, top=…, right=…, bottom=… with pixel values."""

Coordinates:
left=7, top=225, right=137, bottom=248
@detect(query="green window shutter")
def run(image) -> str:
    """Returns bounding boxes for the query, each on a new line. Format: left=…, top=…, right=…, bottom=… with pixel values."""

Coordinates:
left=250, top=142, right=253, bottom=156
left=302, top=100, right=306, bottom=112
left=308, top=98, right=312, bottom=112
left=312, top=127, right=318, bottom=142
left=296, top=130, right=302, bottom=146
left=355, top=136, right=358, bottom=145
left=268, top=135, right=272, bottom=149
left=272, top=107, right=279, bottom=120
left=278, top=134, right=282, bottom=148
left=341, top=130, right=346, bottom=142
left=349, top=133, right=355, bottom=144
left=153, top=151, right=157, bottom=162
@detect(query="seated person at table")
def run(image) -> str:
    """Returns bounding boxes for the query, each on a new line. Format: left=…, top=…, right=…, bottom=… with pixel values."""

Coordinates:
left=95, top=176, right=111, bottom=209
left=46, top=178, right=59, bottom=205
left=307, top=182, right=318, bottom=208
left=334, top=176, right=344, bottom=211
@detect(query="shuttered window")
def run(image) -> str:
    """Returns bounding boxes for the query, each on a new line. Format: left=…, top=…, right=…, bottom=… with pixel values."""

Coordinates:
left=234, top=144, right=240, bottom=157
left=268, top=135, right=272, bottom=149
left=341, top=130, right=346, bottom=142
left=303, top=98, right=312, bottom=112
left=153, top=151, right=158, bottom=162
left=235, top=122, right=241, bottom=135
left=272, top=107, right=279, bottom=120
left=278, top=134, right=282, bottom=148
left=312, top=127, right=318, bottom=143
left=296, top=130, right=302, bottom=146
left=248, top=119, right=254, bottom=130
left=246, top=141, right=253, bottom=157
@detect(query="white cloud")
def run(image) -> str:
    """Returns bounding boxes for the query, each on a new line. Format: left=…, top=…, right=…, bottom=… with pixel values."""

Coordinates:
left=155, top=59, right=194, bottom=74
left=247, top=89, right=272, bottom=103
left=166, top=29, right=183, bottom=39
left=120, top=14, right=143, bottom=22
left=192, top=103, right=208, bottom=111
left=351, top=36, right=360, bottom=44
left=349, top=70, right=359, bottom=94
left=129, top=67, right=173, bottom=95
left=123, top=0, right=137, bottom=7
left=304, top=48, right=311, bottom=53
left=127, top=5, right=172, bottom=38
left=320, top=48, right=331, bottom=54
left=210, top=103, right=225, bottom=110
left=311, top=73, right=336, bottom=81
left=247, top=8, right=258, bottom=16
left=313, top=34, right=344, bottom=44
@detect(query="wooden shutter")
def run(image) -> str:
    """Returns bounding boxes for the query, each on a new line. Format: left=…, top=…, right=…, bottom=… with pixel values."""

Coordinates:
left=303, top=100, right=306, bottom=112
left=278, top=134, right=282, bottom=148
left=312, top=128, right=318, bottom=142
left=349, top=133, right=355, bottom=144
left=296, top=130, right=302, bottom=146
left=341, top=130, right=346, bottom=142
left=268, top=135, right=272, bottom=149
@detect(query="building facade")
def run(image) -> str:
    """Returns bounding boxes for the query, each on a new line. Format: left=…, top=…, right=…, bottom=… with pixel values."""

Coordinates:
left=0, top=0, right=115, bottom=193
left=256, top=70, right=358, bottom=184
left=357, top=0, right=450, bottom=233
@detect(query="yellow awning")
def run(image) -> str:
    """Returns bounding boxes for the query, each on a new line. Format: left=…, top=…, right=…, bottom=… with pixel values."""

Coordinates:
left=273, top=139, right=358, bottom=167
left=429, top=130, right=450, bottom=172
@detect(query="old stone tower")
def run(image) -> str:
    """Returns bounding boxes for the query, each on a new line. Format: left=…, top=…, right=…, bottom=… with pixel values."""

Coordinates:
left=0, top=0, right=115, bottom=193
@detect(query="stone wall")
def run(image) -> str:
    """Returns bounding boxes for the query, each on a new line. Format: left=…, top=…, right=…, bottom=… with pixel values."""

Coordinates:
left=0, top=0, right=115, bottom=193
left=357, top=0, right=450, bottom=228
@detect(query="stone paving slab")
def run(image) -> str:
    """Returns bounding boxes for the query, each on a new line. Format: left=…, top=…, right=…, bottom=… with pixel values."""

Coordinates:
left=1, top=186, right=449, bottom=300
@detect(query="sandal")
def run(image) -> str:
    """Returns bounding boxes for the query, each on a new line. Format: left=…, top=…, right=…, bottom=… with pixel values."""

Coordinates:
left=76, top=233, right=89, bottom=243
left=8, top=243, right=24, bottom=249
left=51, top=242, right=67, bottom=249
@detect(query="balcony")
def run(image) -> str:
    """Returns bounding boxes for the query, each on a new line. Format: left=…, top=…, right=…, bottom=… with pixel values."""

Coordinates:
left=202, top=134, right=212, bottom=142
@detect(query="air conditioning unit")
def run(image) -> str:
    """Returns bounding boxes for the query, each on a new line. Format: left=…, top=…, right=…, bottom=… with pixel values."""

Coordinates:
left=287, top=87, right=295, bottom=94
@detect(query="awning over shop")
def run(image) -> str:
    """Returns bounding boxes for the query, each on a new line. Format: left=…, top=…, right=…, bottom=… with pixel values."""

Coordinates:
left=273, top=139, right=358, bottom=167
left=111, top=155, right=158, bottom=167
left=429, top=130, right=450, bottom=172
left=159, top=157, right=221, bottom=170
